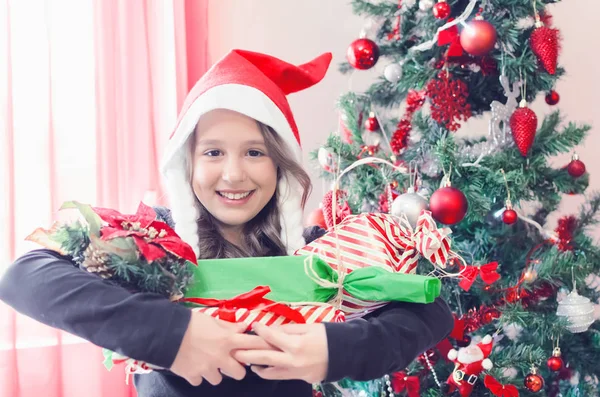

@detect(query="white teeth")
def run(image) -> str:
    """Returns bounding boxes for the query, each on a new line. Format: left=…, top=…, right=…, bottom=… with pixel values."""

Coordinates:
left=219, top=191, right=251, bottom=200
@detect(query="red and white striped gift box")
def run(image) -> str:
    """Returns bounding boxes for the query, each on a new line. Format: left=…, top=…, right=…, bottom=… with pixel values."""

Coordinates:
left=193, top=303, right=345, bottom=330
left=295, top=210, right=451, bottom=319
left=108, top=302, right=344, bottom=380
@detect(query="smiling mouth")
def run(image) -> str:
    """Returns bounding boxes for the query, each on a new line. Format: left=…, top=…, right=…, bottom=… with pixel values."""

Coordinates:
left=217, top=191, right=254, bottom=200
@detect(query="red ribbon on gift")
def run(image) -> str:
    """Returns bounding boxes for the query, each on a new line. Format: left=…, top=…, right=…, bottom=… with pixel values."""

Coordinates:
left=484, top=375, right=519, bottom=397
left=396, top=210, right=452, bottom=270
left=438, top=19, right=463, bottom=57
left=392, top=371, right=420, bottom=397
left=458, top=262, right=501, bottom=291
left=182, top=286, right=307, bottom=325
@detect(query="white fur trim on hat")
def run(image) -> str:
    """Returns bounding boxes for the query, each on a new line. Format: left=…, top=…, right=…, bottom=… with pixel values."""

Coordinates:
left=481, top=335, right=492, bottom=344
left=160, top=84, right=305, bottom=255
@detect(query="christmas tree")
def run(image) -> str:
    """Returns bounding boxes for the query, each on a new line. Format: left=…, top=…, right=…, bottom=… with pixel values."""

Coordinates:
left=310, top=0, right=600, bottom=396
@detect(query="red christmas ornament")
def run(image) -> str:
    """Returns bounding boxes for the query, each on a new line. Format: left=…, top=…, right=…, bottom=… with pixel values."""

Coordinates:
left=430, top=185, right=468, bottom=225
left=524, top=368, right=545, bottom=393
left=459, top=18, right=497, bottom=56
left=306, top=208, right=327, bottom=229
left=364, top=112, right=379, bottom=131
left=426, top=72, right=472, bottom=132
left=547, top=348, right=564, bottom=372
left=502, top=208, right=518, bottom=225
left=346, top=38, right=379, bottom=70
left=567, top=153, right=586, bottom=178
left=545, top=90, right=560, bottom=105
left=480, top=306, right=501, bottom=324
left=433, top=0, right=451, bottom=19
left=530, top=19, right=560, bottom=75
left=510, top=100, right=538, bottom=156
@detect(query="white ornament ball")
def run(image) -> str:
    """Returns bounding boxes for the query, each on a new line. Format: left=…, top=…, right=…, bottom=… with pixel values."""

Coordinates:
left=391, top=192, right=429, bottom=228
left=419, top=0, right=435, bottom=11
left=556, top=289, right=596, bottom=333
left=384, top=63, right=403, bottom=83
left=318, top=147, right=337, bottom=173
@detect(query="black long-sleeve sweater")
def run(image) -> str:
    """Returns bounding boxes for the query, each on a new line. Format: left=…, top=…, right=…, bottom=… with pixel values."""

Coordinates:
left=0, top=210, right=453, bottom=397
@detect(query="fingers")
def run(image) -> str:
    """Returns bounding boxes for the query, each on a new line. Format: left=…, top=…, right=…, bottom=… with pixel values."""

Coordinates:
left=229, top=333, right=276, bottom=351
left=218, top=319, right=248, bottom=333
left=251, top=365, right=295, bottom=380
left=219, top=357, right=247, bottom=381
left=184, top=375, right=203, bottom=387
left=278, top=323, right=312, bottom=335
left=201, top=368, right=223, bottom=386
left=252, top=323, right=295, bottom=351
left=233, top=349, right=292, bottom=368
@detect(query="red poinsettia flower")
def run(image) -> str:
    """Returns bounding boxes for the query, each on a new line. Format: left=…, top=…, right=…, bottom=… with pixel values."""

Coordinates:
left=93, top=202, right=197, bottom=265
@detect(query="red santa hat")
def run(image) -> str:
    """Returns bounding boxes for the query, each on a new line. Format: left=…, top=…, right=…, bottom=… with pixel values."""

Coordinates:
left=160, top=49, right=332, bottom=256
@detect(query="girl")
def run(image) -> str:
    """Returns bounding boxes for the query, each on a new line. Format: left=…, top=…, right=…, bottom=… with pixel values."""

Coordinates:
left=0, top=49, right=454, bottom=397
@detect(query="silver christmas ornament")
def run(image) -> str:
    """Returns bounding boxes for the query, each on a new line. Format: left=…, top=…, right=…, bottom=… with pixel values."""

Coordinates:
left=391, top=192, right=429, bottom=228
left=419, top=0, right=434, bottom=11
left=556, top=289, right=596, bottom=333
left=384, top=63, right=403, bottom=83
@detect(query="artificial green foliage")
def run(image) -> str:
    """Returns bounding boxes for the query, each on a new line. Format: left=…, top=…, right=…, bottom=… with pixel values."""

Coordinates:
left=314, top=0, right=598, bottom=396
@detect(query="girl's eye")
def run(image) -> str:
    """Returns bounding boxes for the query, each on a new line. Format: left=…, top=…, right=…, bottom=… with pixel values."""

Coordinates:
left=204, top=150, right=222, bottom=157
left=247, top=150, right=264, bottom=157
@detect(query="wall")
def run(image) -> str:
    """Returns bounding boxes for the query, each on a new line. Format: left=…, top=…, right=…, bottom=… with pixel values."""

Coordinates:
left=206, top=0, right=600, bottom=235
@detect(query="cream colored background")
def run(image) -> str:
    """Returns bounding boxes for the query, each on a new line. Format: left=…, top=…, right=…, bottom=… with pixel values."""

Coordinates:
left=206, top=0, right=600, bottom=236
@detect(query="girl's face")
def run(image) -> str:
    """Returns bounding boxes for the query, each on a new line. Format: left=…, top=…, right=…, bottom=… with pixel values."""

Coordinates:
left=192, top=109, right=278, bottom=234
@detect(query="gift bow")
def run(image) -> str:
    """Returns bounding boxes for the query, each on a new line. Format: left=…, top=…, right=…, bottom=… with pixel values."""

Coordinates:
left=396, top=210, right=452, bottom=270
left=458, top=262, right=501, bottom=291
left=438, top=18, right=463, bottom=57
left=182, top=286, right=306, bottom=326
left=392, top=371, right=420, bottom=397
left=484, top=375, right=519, bottom=397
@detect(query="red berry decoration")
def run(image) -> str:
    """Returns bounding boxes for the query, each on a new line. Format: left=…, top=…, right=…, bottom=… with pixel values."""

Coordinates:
left=364, top=112, right=380, bottom=131
left=547, top=348, right=564, bottom=372
left=524, top=368, right=545, bottom=393
left=502, top=208, right=518, bottom=225
left=430, top=185, right=468, bottom=225
left=459, top=18, right=497, bottom=56
left=510, top=100, right=538, bottom=156
left=567, top=153, right=586, bottom=178
left=530, top=18, right=560, bottom=75
left=545, top=90, right=560, bottom=105
left=346, top=38, right=379, bottom=70
left=433, top=0, right=451, bottom=19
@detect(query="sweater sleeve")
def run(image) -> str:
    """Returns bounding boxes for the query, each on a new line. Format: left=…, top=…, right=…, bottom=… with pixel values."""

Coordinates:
left=323, top=297, right=453, bottom=382
left=0, top=249, right=191, bottom=369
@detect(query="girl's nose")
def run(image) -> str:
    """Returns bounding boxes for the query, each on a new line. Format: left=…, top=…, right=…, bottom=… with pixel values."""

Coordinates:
left=222, top=157, right=247, bottom=183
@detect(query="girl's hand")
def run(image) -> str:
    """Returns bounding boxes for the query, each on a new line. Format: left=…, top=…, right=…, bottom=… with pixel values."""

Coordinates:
left=170, top=312, right=271, bottom=386
left=233, top=323, right=329, bottom=384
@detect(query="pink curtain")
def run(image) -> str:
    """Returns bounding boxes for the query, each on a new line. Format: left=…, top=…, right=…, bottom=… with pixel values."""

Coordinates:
left=0, top=1, right=208, bottom=396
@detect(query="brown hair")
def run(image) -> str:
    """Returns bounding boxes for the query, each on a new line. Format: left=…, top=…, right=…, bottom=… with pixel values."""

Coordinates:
left=189, top=121, right=311, bottom=259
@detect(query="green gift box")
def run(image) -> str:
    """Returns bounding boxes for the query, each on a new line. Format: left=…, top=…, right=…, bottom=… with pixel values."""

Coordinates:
left=183, top=254, right=441, bottom=306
